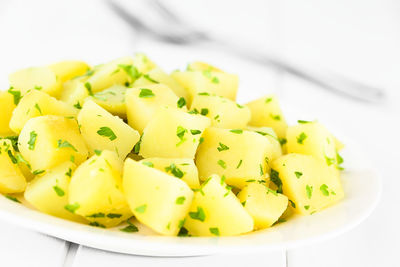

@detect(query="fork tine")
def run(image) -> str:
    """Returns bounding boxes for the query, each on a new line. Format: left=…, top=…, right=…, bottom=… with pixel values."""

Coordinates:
left=148, top=0, right=182, bottom=23
left=107, top=0, right=152, bottom=33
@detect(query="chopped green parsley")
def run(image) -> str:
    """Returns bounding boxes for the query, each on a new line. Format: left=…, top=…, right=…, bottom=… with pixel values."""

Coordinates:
left=27, top=131, right=37, bottom=150
left=139, top=88, right=155, bottom=98
left=189, top=206, right=205, bottom=222
left=97, top=127, right=117, bottom=141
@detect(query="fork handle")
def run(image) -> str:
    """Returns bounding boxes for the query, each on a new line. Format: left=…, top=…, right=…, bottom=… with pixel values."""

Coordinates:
left=203, top=39, right=385, bottom=103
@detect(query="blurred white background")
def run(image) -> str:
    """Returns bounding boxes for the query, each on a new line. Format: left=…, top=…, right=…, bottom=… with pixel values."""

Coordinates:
left=0, top=0, right=399, bottom=266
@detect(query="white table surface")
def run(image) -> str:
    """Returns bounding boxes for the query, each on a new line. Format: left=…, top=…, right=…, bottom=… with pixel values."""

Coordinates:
left=0, top=0, right=399, bottom=266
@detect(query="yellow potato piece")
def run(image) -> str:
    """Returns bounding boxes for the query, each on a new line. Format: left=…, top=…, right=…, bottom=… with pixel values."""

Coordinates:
left=69, top=151, right=131, bottom=228
left=246, top=95, right=288, bottom=139
left=139, top=158, right=200, bottom=189
left=0, top=91, right=16, bottom=136
left=9, top=66, right=62, bottom=97
left=49, top=60, right=90, bottom=83
left=286, top=122, right=337, bottom=166
left=133, top=67, right=189, bottom=101
left=140, top=107, right=210, bottom=159
left=18, top=115, right=88, bottom=171
left=270, top=153, right=344, bottom=215
left=24, top=161, right=85, bottom=222
left=184, top=175, right=254, bottom=236
left=246, top=126, right=282, bottom=161
left=126, top=84, right=184, bottom=133
left=195, top=127, right=275, bottom=188
left=86, top=85, right=127, bottom=119
left=123, top=158, right=193, bottom=236
left=86, top=56, right=133, bottom=93
left=78, top=100, right=140, bottom=159
left=171, top=67, right=238, bottom=105
left=0, top=139, right=27, bottom=193
left=190, top=93, right=251, bottom=129
left=237, top=183, right=288, bottom=229
left=132, top=53, right=157, bottom=74
left=10, top=90, right=77, bottom=134
left=59, top=79, right=89, bottom=108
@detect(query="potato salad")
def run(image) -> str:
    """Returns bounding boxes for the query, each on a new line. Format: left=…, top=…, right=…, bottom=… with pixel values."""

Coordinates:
left=0, top=54, right=345, bottom=236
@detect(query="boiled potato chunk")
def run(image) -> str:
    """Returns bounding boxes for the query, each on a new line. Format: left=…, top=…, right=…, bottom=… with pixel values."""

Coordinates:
left=123, top=158, right=193, bottom=235
left=24, top=161, right=84, bottom=222
left=286, top=122, right=337, bottom=166
left=132, top=53, right=157, bottom=74
left=195, top=128, right=275, bottom=188
left=270, top=154, right=344, bottom=215
left=18, top=115, right=88, bottom=171
left=140, top=107, right=210, bottom=159
left=49, top=60, right=90, bottom=83
left=86, top=85, right=127, bottom=118
left=139, top=158, right=200, bottom=189
left=334, top=136, right=345, bottom=151
left=133, top=67, right=189, bottom=101
left=0, top=139, right=27, bottom=193
left=78, top=100, right=140, bottom=159
left=190, top=93, right=251, bottom=129
left=246, top=126, right=282, bottom=161
left=69, top=151, right=131, bottom=227
left=8, top=66, right=61, bottom=97
left=237, top=183, right=288, bottom=229
left=187, top=61, right=222, bottom=72
left=86, top=56, right=133, bottom=93
left=126, top=84, right=183, bottom=133
left=59, top=80, right=89, bottom=109
left=184, top=175, right=253, bottom=236
left=246, top=95, right=288, bottom=139
left=0, top=91, right=16, bottom=136
left=10, top=90, right=77, bottom=134
left=171, top=67, right=238, bottom=105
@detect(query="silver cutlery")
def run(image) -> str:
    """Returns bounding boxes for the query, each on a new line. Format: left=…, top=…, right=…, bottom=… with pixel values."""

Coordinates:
left=107, top=0, right=385, bottom=103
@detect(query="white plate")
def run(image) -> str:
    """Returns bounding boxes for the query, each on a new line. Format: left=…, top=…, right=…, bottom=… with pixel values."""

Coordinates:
left=0, top=137, right=381, bottom=256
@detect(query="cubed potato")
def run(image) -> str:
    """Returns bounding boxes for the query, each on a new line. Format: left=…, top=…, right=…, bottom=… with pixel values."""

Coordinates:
left=49, top=60, right=90, bottom=83
left=8, top=66, right=62, bottom=97
left=86, top=57, right=133, bottom=93
left=246, top=95, right=288, bottom=139
left=132, top=53, right=157, bottom=74
left=78, top=100, right=140, bottom=159
left=139, top=107, right=211, bottom=159
left=334, top=136, right=345, bottom=151
left=237, top=183, right=288, bottom=229
left=24, top=161, right=85, bottom=222
left=190, top=93, right=251, bottom=129
left=195, top=128, right=275, bottom=188
left=0, top=139, right=27, bottom=193
left=270, top=154, right=344, bottom=215
left=286, top=122, right=337, bottom=166
left=0, top=91, right=16, bottom=136
left=125, top=84, right=184, bottom=133
left=69, top=151, right=132, bottom=227
left=246, top=126, right=282, bottom=161
left=171, top=68, right=238, bottom=105
left=16, top=152, right=35, bottom=182
left=139, top=158, right=200, bottom=189
left=10, top=90, right=77, bottom=134
left=187, top=61, right=222, bottom=72
left=18, top=115, right=88, bottom=171
left=59, top=80, right=89, bottom=109
left=184, top=175, right=253, bottom=236
left=123, top=158, right=194, bottom=236
left=86, top=85, right=127, bottom=118
left=133, top=67, right=189, bottom=101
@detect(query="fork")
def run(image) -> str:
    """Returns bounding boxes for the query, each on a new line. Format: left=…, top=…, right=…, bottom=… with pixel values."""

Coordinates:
left=107, top=0, right=385, bottom=103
